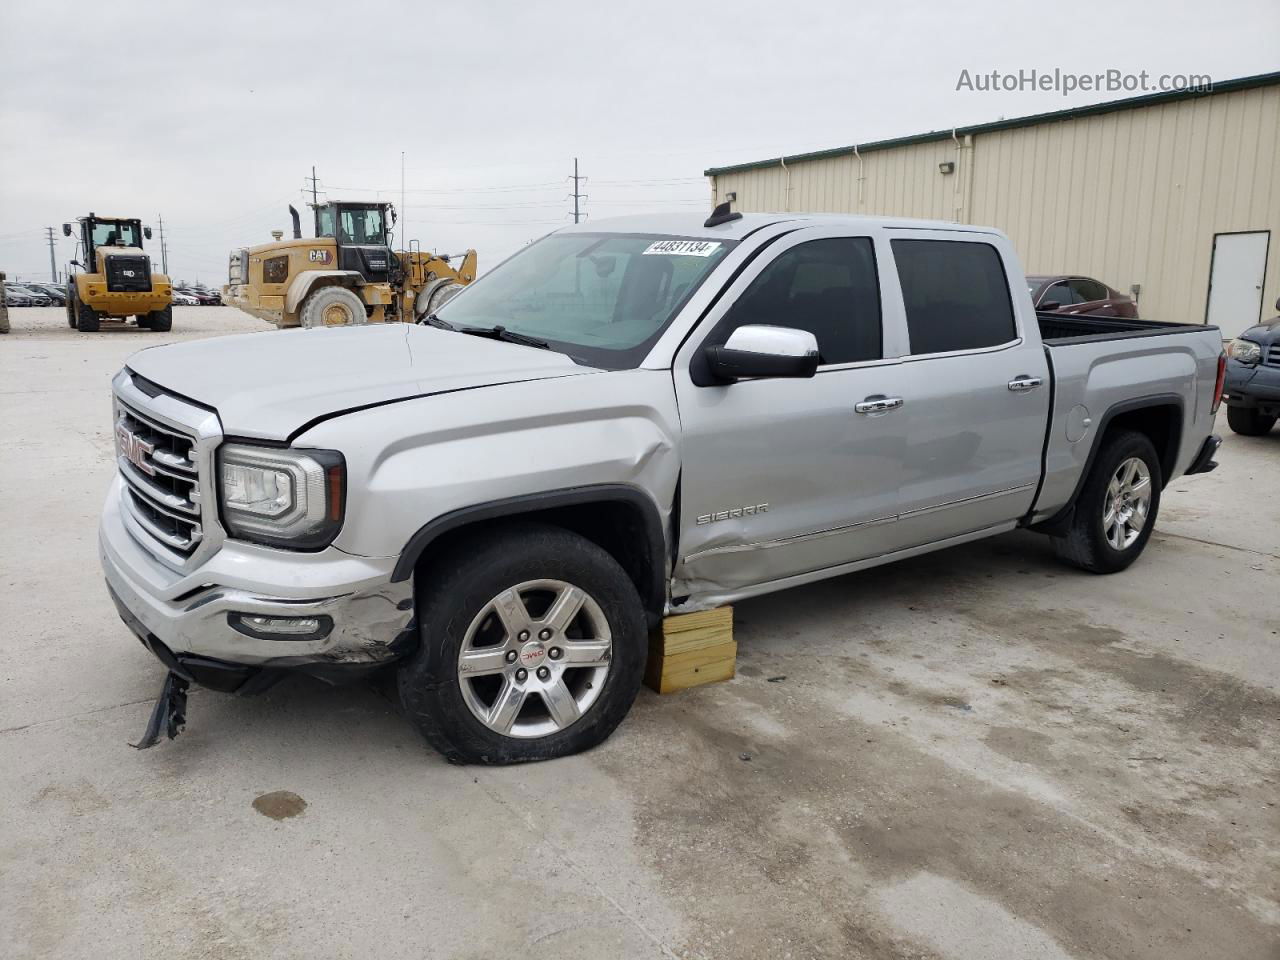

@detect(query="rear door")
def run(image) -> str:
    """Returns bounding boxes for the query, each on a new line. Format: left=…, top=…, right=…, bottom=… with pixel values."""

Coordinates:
left=886, top=232, right=1050, bottom=547
left=672, top=226, right=911, bottom=595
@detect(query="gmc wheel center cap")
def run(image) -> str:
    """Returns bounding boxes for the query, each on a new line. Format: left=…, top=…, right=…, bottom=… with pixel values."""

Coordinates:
left=518, top=642, right=547, bottom=668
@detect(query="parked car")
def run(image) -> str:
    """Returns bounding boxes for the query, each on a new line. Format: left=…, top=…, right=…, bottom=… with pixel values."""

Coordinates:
left=4, top=283, right=51, bottom=306
left=26, top=282, right=67, bottom=306
left=171, top=291, right=200, bottom=306
left=3, top=283, right=34, bottom=307
left=190, top=288, right=222, bottom=306
left=0, top=271, right=8, bottom=333
left=101, top=211, right=1224, bottom=761
left=1028, top=275, right=1137, bottom=318
left=1222, top=296, right=1280, bottom=435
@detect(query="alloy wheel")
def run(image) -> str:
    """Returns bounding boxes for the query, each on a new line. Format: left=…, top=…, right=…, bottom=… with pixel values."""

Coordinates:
left=456, top=579, right=613, bottom=739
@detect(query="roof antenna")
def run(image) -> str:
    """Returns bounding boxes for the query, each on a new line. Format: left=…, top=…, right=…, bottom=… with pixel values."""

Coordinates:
left=704, top=199, right=742, bottom=228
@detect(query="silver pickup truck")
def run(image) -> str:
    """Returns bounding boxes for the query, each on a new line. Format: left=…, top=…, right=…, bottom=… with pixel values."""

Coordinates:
left=101, top=210, right=1225, bottom=763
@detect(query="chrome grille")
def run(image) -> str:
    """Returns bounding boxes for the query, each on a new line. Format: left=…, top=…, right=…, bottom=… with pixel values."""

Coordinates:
left=1265, top=343, right=1280, bottom=368
left=115, top=401, right=202, bottom=553
left=112, top=370, right=222, bottom=570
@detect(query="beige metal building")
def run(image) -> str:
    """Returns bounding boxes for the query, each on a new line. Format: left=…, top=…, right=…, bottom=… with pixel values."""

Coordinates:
left=706, top=72, right=1280, bottom=338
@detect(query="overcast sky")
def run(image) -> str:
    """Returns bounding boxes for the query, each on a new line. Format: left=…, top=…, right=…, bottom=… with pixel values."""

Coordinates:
left=2, top=0, right=1276, bottom=285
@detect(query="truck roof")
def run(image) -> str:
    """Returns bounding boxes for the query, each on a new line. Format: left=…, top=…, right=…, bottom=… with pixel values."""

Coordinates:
left=556, top=211, right=1004, bottom=240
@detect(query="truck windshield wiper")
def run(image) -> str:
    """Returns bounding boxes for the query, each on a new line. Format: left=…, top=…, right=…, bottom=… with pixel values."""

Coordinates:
left=456, top=324, right=551, bottom=350
left=421, top=313, right=456, bottom=331
left=421, top=314, right=551, bottom=350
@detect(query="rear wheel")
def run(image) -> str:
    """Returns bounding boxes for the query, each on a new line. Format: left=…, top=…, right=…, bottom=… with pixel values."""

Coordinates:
left=398, top=523, right=647, bottom=764
left=1226, top=404, right=1276, bottom=436
left=76, top=300, right=100, bottom=332
left=143, top=305, right=173, bottom=332
left=66, top=285, right=78, bottom=328
left=1051, top=430, right=1161, bottom=574
left=299, top=286, right=367, bottom=329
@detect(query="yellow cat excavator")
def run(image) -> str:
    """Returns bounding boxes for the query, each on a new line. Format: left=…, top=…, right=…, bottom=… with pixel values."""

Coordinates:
left=223, top=201, right=476, bottom=328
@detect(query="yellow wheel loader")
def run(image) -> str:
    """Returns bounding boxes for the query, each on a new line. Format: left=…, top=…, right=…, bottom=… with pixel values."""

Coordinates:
left=222, top=202, right=476, bottom=329
left=63, top=214, right=174, bottom=332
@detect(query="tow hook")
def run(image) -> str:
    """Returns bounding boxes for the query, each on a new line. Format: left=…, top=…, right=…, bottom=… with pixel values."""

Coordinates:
left=131, top=671, right=190, bottom=749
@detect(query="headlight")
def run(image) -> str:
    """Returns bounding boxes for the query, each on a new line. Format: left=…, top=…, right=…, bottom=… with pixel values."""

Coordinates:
left=1227, top=339, right=1262, bottom=364
left=218, top=444, right=345, bottom=549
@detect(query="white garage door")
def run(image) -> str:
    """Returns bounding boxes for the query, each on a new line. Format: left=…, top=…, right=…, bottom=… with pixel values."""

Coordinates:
left=1206, top=231, right=1269, bottom=339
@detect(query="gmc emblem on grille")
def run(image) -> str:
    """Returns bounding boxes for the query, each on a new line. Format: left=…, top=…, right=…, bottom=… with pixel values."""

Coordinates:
left=115, top=423, right=155, bottom=475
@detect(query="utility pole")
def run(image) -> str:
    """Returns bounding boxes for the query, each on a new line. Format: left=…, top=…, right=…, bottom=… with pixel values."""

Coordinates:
left=45, top=227, right=57, bottom=282
left=569, top=158, right=587, bottom=224
left=306, top=165, right=320, bottom=207
left=156, top=214, right=169, bottom=275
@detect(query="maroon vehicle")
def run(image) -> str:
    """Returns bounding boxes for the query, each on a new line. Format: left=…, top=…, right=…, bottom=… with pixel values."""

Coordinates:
left=1028, top=275, right=1137, bottom=318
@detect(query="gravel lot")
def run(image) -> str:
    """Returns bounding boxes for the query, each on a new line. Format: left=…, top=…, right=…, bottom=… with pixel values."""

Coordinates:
left=2, top=306, right=1277, bottom=960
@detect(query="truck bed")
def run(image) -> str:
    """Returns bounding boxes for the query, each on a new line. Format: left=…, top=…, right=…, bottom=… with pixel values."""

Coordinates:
left=1037, top=313, right=1209, bottom=345
left=1031, top=312, right=1223, bottom=526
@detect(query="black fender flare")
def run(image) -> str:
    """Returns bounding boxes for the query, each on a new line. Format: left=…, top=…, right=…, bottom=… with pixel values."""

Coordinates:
left=1031, top=393, right=1185, bottom=533
left=391, top=483, right=668, bottom=620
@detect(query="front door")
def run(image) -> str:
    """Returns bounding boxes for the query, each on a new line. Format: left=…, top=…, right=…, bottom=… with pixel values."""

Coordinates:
left=672, top=228, right=910, bottom=598
left=1207, top=231, right=1270, bottom=338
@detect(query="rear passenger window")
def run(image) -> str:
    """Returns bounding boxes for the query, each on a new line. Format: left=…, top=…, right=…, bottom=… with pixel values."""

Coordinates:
left=892, top=240, right=1016, bottom=354
left=1069, top=278, right=1108, bottom=303
left=715, top=237, right=882, bottom=364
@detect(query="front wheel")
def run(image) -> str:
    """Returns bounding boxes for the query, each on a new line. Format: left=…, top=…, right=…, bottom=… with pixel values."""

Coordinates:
left=398, top=523, right=647, bottom=764
left=76, top=300, right=100, bottom=332
left=299, top=286, right=367, bottom=328
left=1226, top=404, right=1276, bottom=436
left=1051, top=430, right=1162, bottom=574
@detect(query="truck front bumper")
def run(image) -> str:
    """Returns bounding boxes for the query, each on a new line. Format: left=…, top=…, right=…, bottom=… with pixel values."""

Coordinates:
left=99, top=477, right=415, bottom=693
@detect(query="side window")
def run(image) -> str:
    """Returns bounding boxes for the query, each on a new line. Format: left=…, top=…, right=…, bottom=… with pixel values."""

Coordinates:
left=1069, top=278, right=1108, bottom=302
left=715, top=237, right=882, bottom=364
left=892, top=239, right=1016, bottom=354
left=316, top=207, right=336, bottom=238
left=1040, top=281, right=1074, bottom=307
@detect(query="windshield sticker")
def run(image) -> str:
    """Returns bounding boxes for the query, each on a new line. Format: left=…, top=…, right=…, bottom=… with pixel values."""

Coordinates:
left=642, top=240, right=723, bottom=257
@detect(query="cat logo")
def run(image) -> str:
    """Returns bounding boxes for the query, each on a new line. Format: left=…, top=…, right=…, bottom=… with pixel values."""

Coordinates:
left=308, top=249, right=332, bottom=264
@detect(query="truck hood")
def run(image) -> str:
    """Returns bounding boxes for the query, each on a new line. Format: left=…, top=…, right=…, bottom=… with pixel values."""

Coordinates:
left=126, top=323, right=599, bottom=440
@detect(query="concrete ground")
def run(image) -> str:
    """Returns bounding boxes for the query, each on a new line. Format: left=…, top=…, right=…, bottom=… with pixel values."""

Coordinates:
left=2, top=306, right=1277, bottom=960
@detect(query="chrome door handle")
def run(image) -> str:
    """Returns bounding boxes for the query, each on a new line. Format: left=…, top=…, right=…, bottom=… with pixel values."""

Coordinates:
left=1008, top=376, right=1043, bottom=392
left=854, top=396, right=904, bottom=414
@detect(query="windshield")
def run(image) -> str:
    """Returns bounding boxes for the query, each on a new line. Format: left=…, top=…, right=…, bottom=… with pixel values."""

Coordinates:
left=437, top=232, right=735, bottom=369
left=90, top=220, right=140, bottom=247
left=339, top=207, right=385, bottom=245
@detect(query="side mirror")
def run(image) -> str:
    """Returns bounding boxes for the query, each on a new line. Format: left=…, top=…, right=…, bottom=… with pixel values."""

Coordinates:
left=70, top=260, right=83, bottom=268
left=62, top=223, right=72, bottom=237
left=144, top=226, right=153, bottom=240
left=704, top=325, right=819, bottom=382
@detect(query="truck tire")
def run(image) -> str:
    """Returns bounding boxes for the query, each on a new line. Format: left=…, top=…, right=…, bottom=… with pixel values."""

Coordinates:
left=1051, top=430, right=1162, bottom=574
left=66, top=285, right=77, bottom=328
left=398, top=523, right=647, bottom=765
left=299, top=286, right=367, bottom=329
left=143, top=305, right=173, bottom=332
left=77, top=300, right=100, bottom=332
left=1226, top=405, right=1276, bottom=436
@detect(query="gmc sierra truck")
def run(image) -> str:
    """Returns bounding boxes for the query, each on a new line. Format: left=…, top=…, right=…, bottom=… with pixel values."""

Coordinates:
left=100, top=209, right=1225, bottom=763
